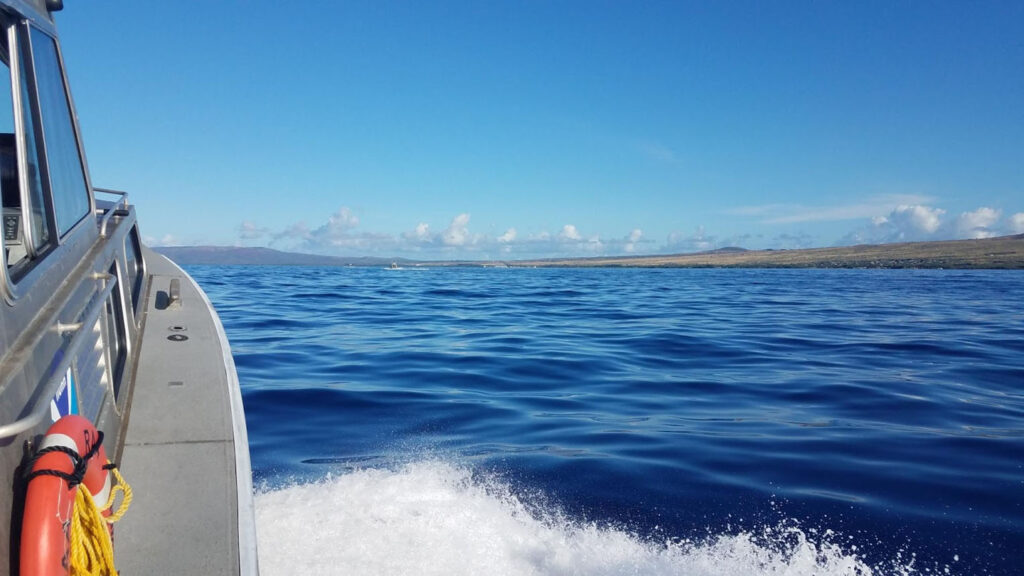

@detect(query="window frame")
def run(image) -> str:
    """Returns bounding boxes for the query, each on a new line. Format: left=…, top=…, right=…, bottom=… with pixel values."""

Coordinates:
left=123, top=224, right=146, bottom=319
left=23, top=22, right=93, bottom=240
left=1, top=15, right=98, bottom=300
left=1, top=16, right=51, bottom=292
left=103, top=262, right=128, bottom=403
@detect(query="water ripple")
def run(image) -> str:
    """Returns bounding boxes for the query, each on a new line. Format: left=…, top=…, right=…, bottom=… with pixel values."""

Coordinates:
left=191, top=266, right=1024, bottom=576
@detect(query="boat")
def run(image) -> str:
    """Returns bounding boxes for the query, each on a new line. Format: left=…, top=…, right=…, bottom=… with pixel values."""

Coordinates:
left=0, top=1, right=258, bottom=574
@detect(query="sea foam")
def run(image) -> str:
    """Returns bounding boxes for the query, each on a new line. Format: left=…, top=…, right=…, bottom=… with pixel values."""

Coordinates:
left=254, top=461, right=924, bottom=576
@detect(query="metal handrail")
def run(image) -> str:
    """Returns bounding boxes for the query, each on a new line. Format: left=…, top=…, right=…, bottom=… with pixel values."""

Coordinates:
left=94, top=187, right=130, bottom=238
left=0, top=274, right=116, bottom=440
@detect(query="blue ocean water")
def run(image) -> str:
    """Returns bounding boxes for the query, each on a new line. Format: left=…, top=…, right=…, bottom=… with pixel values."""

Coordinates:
left=188, top=266, right=1024, bottom=576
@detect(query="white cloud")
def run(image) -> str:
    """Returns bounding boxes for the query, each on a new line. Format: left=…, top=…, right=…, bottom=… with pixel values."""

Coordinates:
left=624, top=229, right=643, bottom=253
left=403, top=222, right=431, bottom=242
left=955, top=207, right=1001, bottom=239
left=497, top=228, right=517, bottom=243
left=1010, top=213, right=1024, bottom=234
left=665, top=226, right=715, bottom=252
left=840, top=204, right=944, bottom=244
left=559, top=224, right=581, bottom=241
left=889, top=205, right=945, bottom=235
left=271, top=207, right=364, bottom=250
left=145, top=233, right=181, bottom=246
left=731, top=194, right=936, bottom=225
left=441, top=213, right=473, bottom=246
left=272, top=222, right=311, bottom=243
left=265, top=207, right=403, bottom=253
left=238, top=221, right=269, bottom=240
left=838, top=203, right=1024, bottom=245
left=320, top=207, right=360, bottom=237
left=736, top=195, right=1022, bottom=245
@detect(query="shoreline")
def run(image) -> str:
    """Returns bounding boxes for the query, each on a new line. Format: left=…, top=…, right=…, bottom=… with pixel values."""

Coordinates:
left=157, top=234, right=1024, bottom=269
left=502, top=234, right=1024, bottom=269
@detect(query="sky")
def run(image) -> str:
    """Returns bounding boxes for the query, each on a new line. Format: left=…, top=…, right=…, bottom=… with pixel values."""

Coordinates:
left=53, top=1, right=1024, bottom=260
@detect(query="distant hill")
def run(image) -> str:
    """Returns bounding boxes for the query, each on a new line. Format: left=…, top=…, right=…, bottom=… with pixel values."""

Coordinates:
left=153, top=234, right=1024, bottom=269
left=154, top=246, right=410, bottom=267
left=510, top=234, right=1024, bottom=269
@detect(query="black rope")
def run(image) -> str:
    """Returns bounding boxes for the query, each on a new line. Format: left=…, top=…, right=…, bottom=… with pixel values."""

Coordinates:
left=27, top=444, right=80, bottom=465
left=23, top=468, right=84, bottom=486
left=23, top=430, right=105, bottom=489
left=22, top=445, right=81, bottom=481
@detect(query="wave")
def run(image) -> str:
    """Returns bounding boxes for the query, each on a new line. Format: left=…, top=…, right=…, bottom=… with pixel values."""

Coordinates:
left=254, top=461, right=933, bottom=576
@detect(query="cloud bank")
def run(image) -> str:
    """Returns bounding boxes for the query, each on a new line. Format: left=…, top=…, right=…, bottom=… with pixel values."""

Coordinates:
left=225, top=202, right=1023, bottom=260
left=840, top=205, right=1021, bottom=245
left=1011, top=213, right=1024, bottom=234
left=238, top=208, right=651, bottom=259
left=730, top=194, right=937, bottom=225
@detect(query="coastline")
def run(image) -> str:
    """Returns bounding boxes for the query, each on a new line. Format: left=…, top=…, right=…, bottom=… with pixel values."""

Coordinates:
left=505, top=234, right=1024, bottom=269
left=157, top=234, right=1024, bottom=270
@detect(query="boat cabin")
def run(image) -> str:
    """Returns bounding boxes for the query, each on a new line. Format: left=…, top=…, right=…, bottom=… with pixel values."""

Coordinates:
left=0, top=2, right=256, bottom=574
left=0, top=0, right=143, bottom=473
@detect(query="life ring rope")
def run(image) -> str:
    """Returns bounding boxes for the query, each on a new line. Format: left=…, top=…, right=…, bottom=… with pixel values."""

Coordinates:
left=69, top=479, right=117, bottom=575
left=23, top=430, right=105, bottom=487
left=23, top=424, right=134, bottom=576
left=100, top=463, right=133, bottom=523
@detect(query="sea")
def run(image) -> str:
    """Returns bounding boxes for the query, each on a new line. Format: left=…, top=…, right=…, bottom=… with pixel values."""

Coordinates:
left=186, top=266, right=1024, bottom=576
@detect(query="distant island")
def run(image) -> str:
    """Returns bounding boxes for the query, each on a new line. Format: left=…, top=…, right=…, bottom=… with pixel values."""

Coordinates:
left=156, top=234, right=1024, bottom=269
left=154, top=246, right=411, bottom=267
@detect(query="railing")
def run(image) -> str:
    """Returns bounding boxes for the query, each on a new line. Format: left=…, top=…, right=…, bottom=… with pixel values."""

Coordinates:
left=0, top=273, right=116, bottom=440
left=94, top=187, right=130, bottom=238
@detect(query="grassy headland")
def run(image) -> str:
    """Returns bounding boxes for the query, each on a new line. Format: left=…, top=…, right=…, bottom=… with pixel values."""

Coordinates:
left=500, top=234, right=1024, bottom=269
left=158, top=234, right=1024, bottom=269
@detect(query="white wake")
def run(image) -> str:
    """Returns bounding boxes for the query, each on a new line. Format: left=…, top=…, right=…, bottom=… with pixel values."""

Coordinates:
left=255, top=461, right=928, bottom=576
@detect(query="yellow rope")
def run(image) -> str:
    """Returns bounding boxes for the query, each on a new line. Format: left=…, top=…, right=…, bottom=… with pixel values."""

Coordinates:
left=68, top=462, right=133, bottom=576
left=101, top=466, right=133, bottom=524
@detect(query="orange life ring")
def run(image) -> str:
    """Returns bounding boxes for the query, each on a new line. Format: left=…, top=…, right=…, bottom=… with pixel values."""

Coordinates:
left=21, top=415, right=113, bottom=576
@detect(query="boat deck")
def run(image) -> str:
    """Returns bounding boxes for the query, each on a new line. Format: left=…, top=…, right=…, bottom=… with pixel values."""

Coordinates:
left=115, top=250, right=257, bottom=574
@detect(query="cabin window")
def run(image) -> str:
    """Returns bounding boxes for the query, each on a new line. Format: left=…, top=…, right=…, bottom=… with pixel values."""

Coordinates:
left=104, top=263, right=127, bottom=398
left=124, top=225, right=144, bottom=314
left=0, top=40, right=22, bottom=268
left=28, top=27, right=89, bottom=237
left=1, top=20, right=51, bottom=278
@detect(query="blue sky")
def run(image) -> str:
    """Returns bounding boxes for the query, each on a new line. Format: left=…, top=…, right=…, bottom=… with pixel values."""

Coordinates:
left=56, top=1, right=1023, bottom=259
